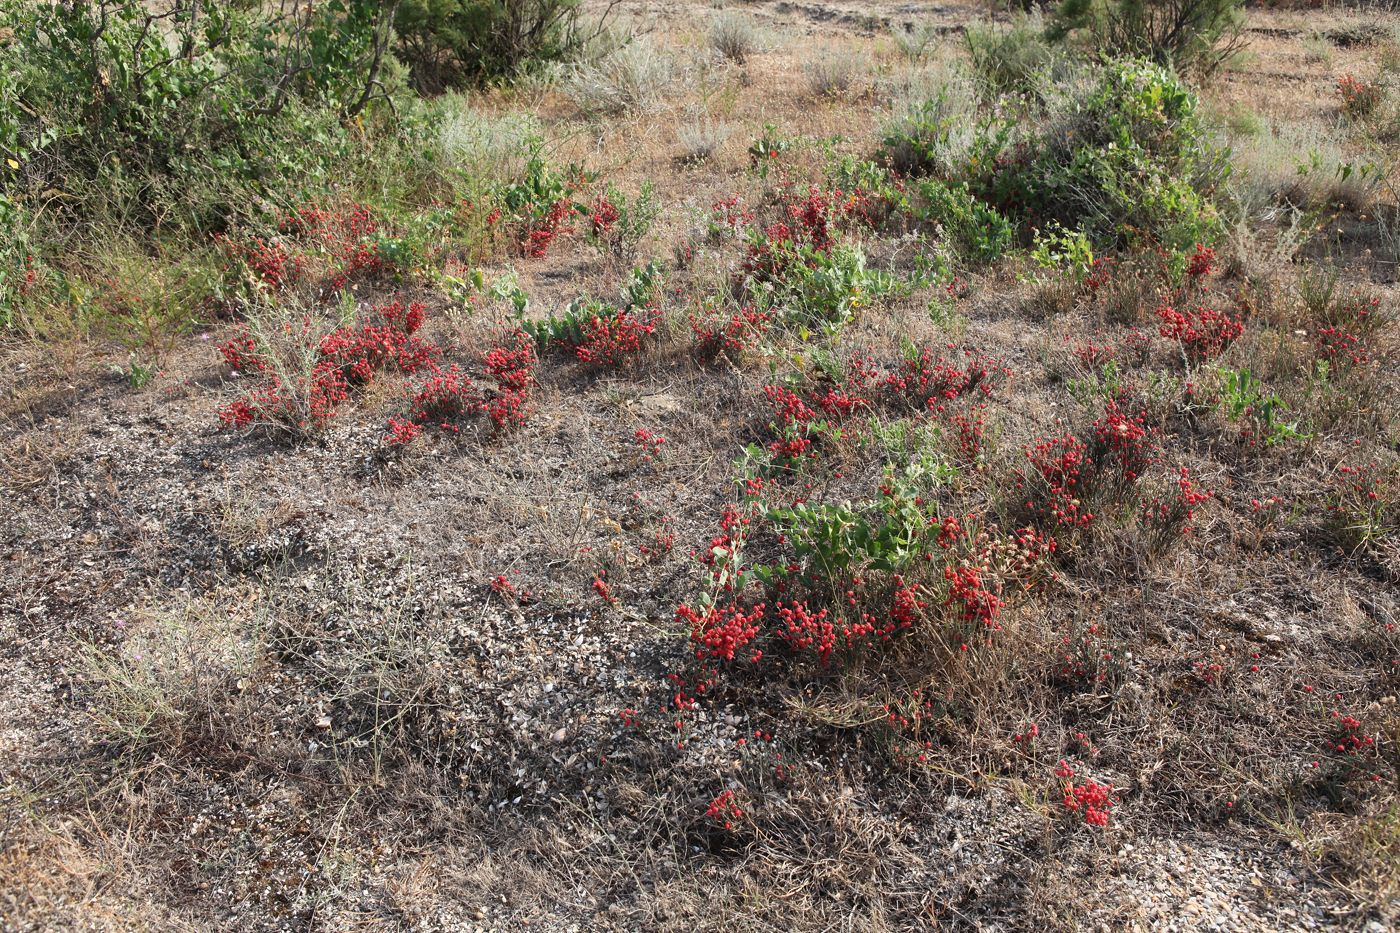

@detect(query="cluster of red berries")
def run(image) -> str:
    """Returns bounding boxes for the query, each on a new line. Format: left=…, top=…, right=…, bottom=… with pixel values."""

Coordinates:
left=1156, top=303, right=1244, bottom=362
left=1315, top=326, right=1370, bottom=367
left=1185, top=243, right=1216, bottom=279
left=739, top=185, right=875, bottom=280
left=711, top=196, right=754, bottom=233
left=678, top=602, right=767, bottom=663
left=775, top=577, right=925, bottom=665
left=275, top=201, right=394, bottom=289
left=1062, top=778, right=1115, bottom=826
left=705, top=789, right=744, bottom=829
left=1084, top=256, right=1113, bottom=293
left=213, top=234, right=303, bottom=291
left=697, top=504, right=750, bottom=590
left=589, top=196, right=620, bottom=238
left=575, top=309, right=657, bottom=367
left=634, top=428, right=665, bottom=462
left=689, top=303, right=771, bottom=359
left=764, top=384, right=822, bottom=464
left=1091, top=401, right=1157, bottom=483
left=1338, top=74, right=1382, bottom=118
left=386, top=328, right=538, bottom=443
left=523, top=200, right=576, bottom=258
left=1019, top=433, right=1095, bottom=528
left=480, top=330, right=537, bottom=430
left=1140, top=467, right=1211, bottom=538
left=884, top=345, right=1011, bottom=412
left=951, top=407, right=987, bottom=462
left=1072, top=339, right=1116, bottom=369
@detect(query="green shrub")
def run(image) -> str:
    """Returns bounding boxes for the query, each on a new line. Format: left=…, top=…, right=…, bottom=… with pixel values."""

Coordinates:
left=1046, top=0, right=1246, bottom=78
left=886, top=59, right=1228, bottom=250
left=0, top=0, right=406, bottom=251
left=989, top=60, right=1227, bottom=250
left=911, top=179, right=1014, bottom=263
left=755, top=243, right=898, bottom=335
left=394, top=0, right=592, bottom=92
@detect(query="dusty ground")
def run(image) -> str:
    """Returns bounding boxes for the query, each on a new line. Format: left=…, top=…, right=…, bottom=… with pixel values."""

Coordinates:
left=3, top=2, right=1400, bottom=931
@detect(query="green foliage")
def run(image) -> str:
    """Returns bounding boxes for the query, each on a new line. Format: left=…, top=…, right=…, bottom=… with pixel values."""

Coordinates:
left=1216, top=368, right=1308, bottom=445
left=912, top=179, right=1014, bottom=263
left=831, top=157, right=908, bottom=204
left=0, top=0, right=419, bottom=335
left=754, top=456, right=954, bottom=582
left=520, top=296, right=609, bottom=350
left=619, top=260, right=665, bottom=310
left=1044, top=60, right=1225, bottom=247
left=886, top=58, right=1229, bottom=251
left=757, top=244, right=899, bottom=335
left=747, top=124, right=790, bottom=178
left=2, top=0, right=395, bottom=209
left=1046, top=0, right=1245, bottom=78
left=519, top=261, right=660, bottom=349
left=1067, top=360, right=1124, bottom=405
left=499, top=151, right=589, bottom=224
left=1002, top=60, right=1227, bottom=250
left=394, top=0, right=590, bottom=92
left=1029, top=222, right=1096, bottom=278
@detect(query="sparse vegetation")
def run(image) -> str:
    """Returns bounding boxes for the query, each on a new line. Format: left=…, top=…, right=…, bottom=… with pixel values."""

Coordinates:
left=3, top=1, right=1399, bottom=931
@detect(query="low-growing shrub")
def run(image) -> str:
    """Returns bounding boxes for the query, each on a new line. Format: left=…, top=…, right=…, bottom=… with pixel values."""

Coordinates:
left=496, top=153, right=590, bottom=258
left=676, top=112, right=736, bottom=164
left=1156, top=302, right=1243, bottom=363
left=690, top=301, right=771, bottom=361
left=881, top=79, right=978, bottom=177
left=891, top=21, right=940, bottom=64
left=519, top=262, right=663, bottom=364
left=2, top=0, right=397, bottom=234
left=1338, top=74, right=1384, bottom=120
left=219, top=297, right=438, bottom=437
left=709, top=13, right=760, bottom=65
left=1213, top=368, right=1307, bottom=447
left=911, top=180, right=1014, bottom=263
left=805, top=51, right=859, bottom=99
left=586, top=182, right=659, bottom=263
left=566, top=38, right=673, bottom=115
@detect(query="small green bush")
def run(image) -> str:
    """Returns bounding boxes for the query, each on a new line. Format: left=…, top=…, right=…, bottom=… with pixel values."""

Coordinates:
left=912, top=180, right=1014, bottom=263
left=884, top=59, right=1228, bottom=250
left=1030, top=59, right=1228, bottom=248
left=747, top=242, right=897, bottom=335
